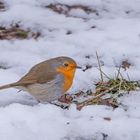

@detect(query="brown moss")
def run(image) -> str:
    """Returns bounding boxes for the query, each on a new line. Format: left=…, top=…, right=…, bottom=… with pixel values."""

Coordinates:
left=0, top=25, right=41, bottom=40
left=45, top=4, right=98, bottom=17
left=0, top=1, right=5, bottom=11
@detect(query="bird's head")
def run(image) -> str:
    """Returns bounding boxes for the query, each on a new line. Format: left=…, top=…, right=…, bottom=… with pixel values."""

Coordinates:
left=53, top=56, right=81, bottom=91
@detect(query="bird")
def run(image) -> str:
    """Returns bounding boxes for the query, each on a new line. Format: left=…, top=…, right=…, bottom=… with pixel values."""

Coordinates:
left=0, top=56, right=81, bottom=103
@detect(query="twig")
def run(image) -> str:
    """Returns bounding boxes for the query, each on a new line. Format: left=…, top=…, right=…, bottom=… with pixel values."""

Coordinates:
left=115, top=77, right=123, bottom=97
left=76, top=84, right=120, bottom=110
left=126, top=73, right=131, bottom=81
left=118, top=78, right=122, bottom=91
left=116, top=65, right=121, bottom=79
left=96, top=51, right=104, bottom=82
left=96, top=67, right=111, bottom=80
left=76, top=92, right=105, bottom=110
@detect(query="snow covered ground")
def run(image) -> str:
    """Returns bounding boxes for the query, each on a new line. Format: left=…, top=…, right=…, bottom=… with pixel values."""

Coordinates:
left=0, top=0, right=140, bottom=139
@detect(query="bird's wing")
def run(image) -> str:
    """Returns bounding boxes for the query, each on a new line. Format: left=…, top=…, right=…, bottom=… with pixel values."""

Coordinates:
left=14, top=62, right=57, bottom=86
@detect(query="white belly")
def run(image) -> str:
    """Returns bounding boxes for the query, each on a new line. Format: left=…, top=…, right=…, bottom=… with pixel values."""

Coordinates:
left=16, top=78, right=64, bottom=103
left=27, top=82, right=63, bottom=102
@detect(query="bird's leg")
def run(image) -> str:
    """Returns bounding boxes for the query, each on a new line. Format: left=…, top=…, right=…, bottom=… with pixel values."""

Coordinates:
left=58, top=94, right=73, bottom=104
left=50, top=101, right=69, bottom=109
left=17, top=90, right=22, bottom=93
left=37, top=100, right=41, bottom=103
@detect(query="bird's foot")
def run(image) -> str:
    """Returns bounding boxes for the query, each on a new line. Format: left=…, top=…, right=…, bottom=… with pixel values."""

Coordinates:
left=58, top=94, right=73, bottom=104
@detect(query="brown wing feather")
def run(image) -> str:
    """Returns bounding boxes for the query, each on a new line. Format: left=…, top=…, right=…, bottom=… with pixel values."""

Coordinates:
left=0, top=58, right=58, bottom=90
left=15, top=60, right=57, bottom=86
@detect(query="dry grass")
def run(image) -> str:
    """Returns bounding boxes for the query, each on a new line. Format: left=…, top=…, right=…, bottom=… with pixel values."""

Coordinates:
left=45, top=4, right=99, bottom=17
left=75, top=76, right=140, bottom=110
left=0, top=24, right=41, bottom=40
left=75, top=54, right=139, bottom=110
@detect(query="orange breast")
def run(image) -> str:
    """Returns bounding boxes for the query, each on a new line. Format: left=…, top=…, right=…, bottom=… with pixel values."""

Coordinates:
left=57, top=68, right=76, bottom=92
left=63, top=71, right=74, bottom=92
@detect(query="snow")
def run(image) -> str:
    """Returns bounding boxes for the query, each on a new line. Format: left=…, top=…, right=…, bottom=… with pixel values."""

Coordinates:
left=0, top=0, right=140, bottom=139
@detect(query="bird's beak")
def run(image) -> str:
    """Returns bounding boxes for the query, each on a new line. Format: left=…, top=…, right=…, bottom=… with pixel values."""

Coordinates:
left=76, top=66, right=82, bottom=69
left=71, top=65, right=82, bottom=69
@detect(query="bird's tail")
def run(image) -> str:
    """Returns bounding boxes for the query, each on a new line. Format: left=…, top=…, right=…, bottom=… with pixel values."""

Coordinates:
left=0, top=83, right=17, bottom=90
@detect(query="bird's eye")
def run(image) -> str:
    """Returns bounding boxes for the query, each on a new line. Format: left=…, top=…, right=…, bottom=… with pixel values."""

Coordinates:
left=63, top=63, right=69, bottom=67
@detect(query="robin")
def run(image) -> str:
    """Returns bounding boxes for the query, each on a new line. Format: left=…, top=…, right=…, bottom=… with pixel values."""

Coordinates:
left=0, top=56, right=81, bottom=103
